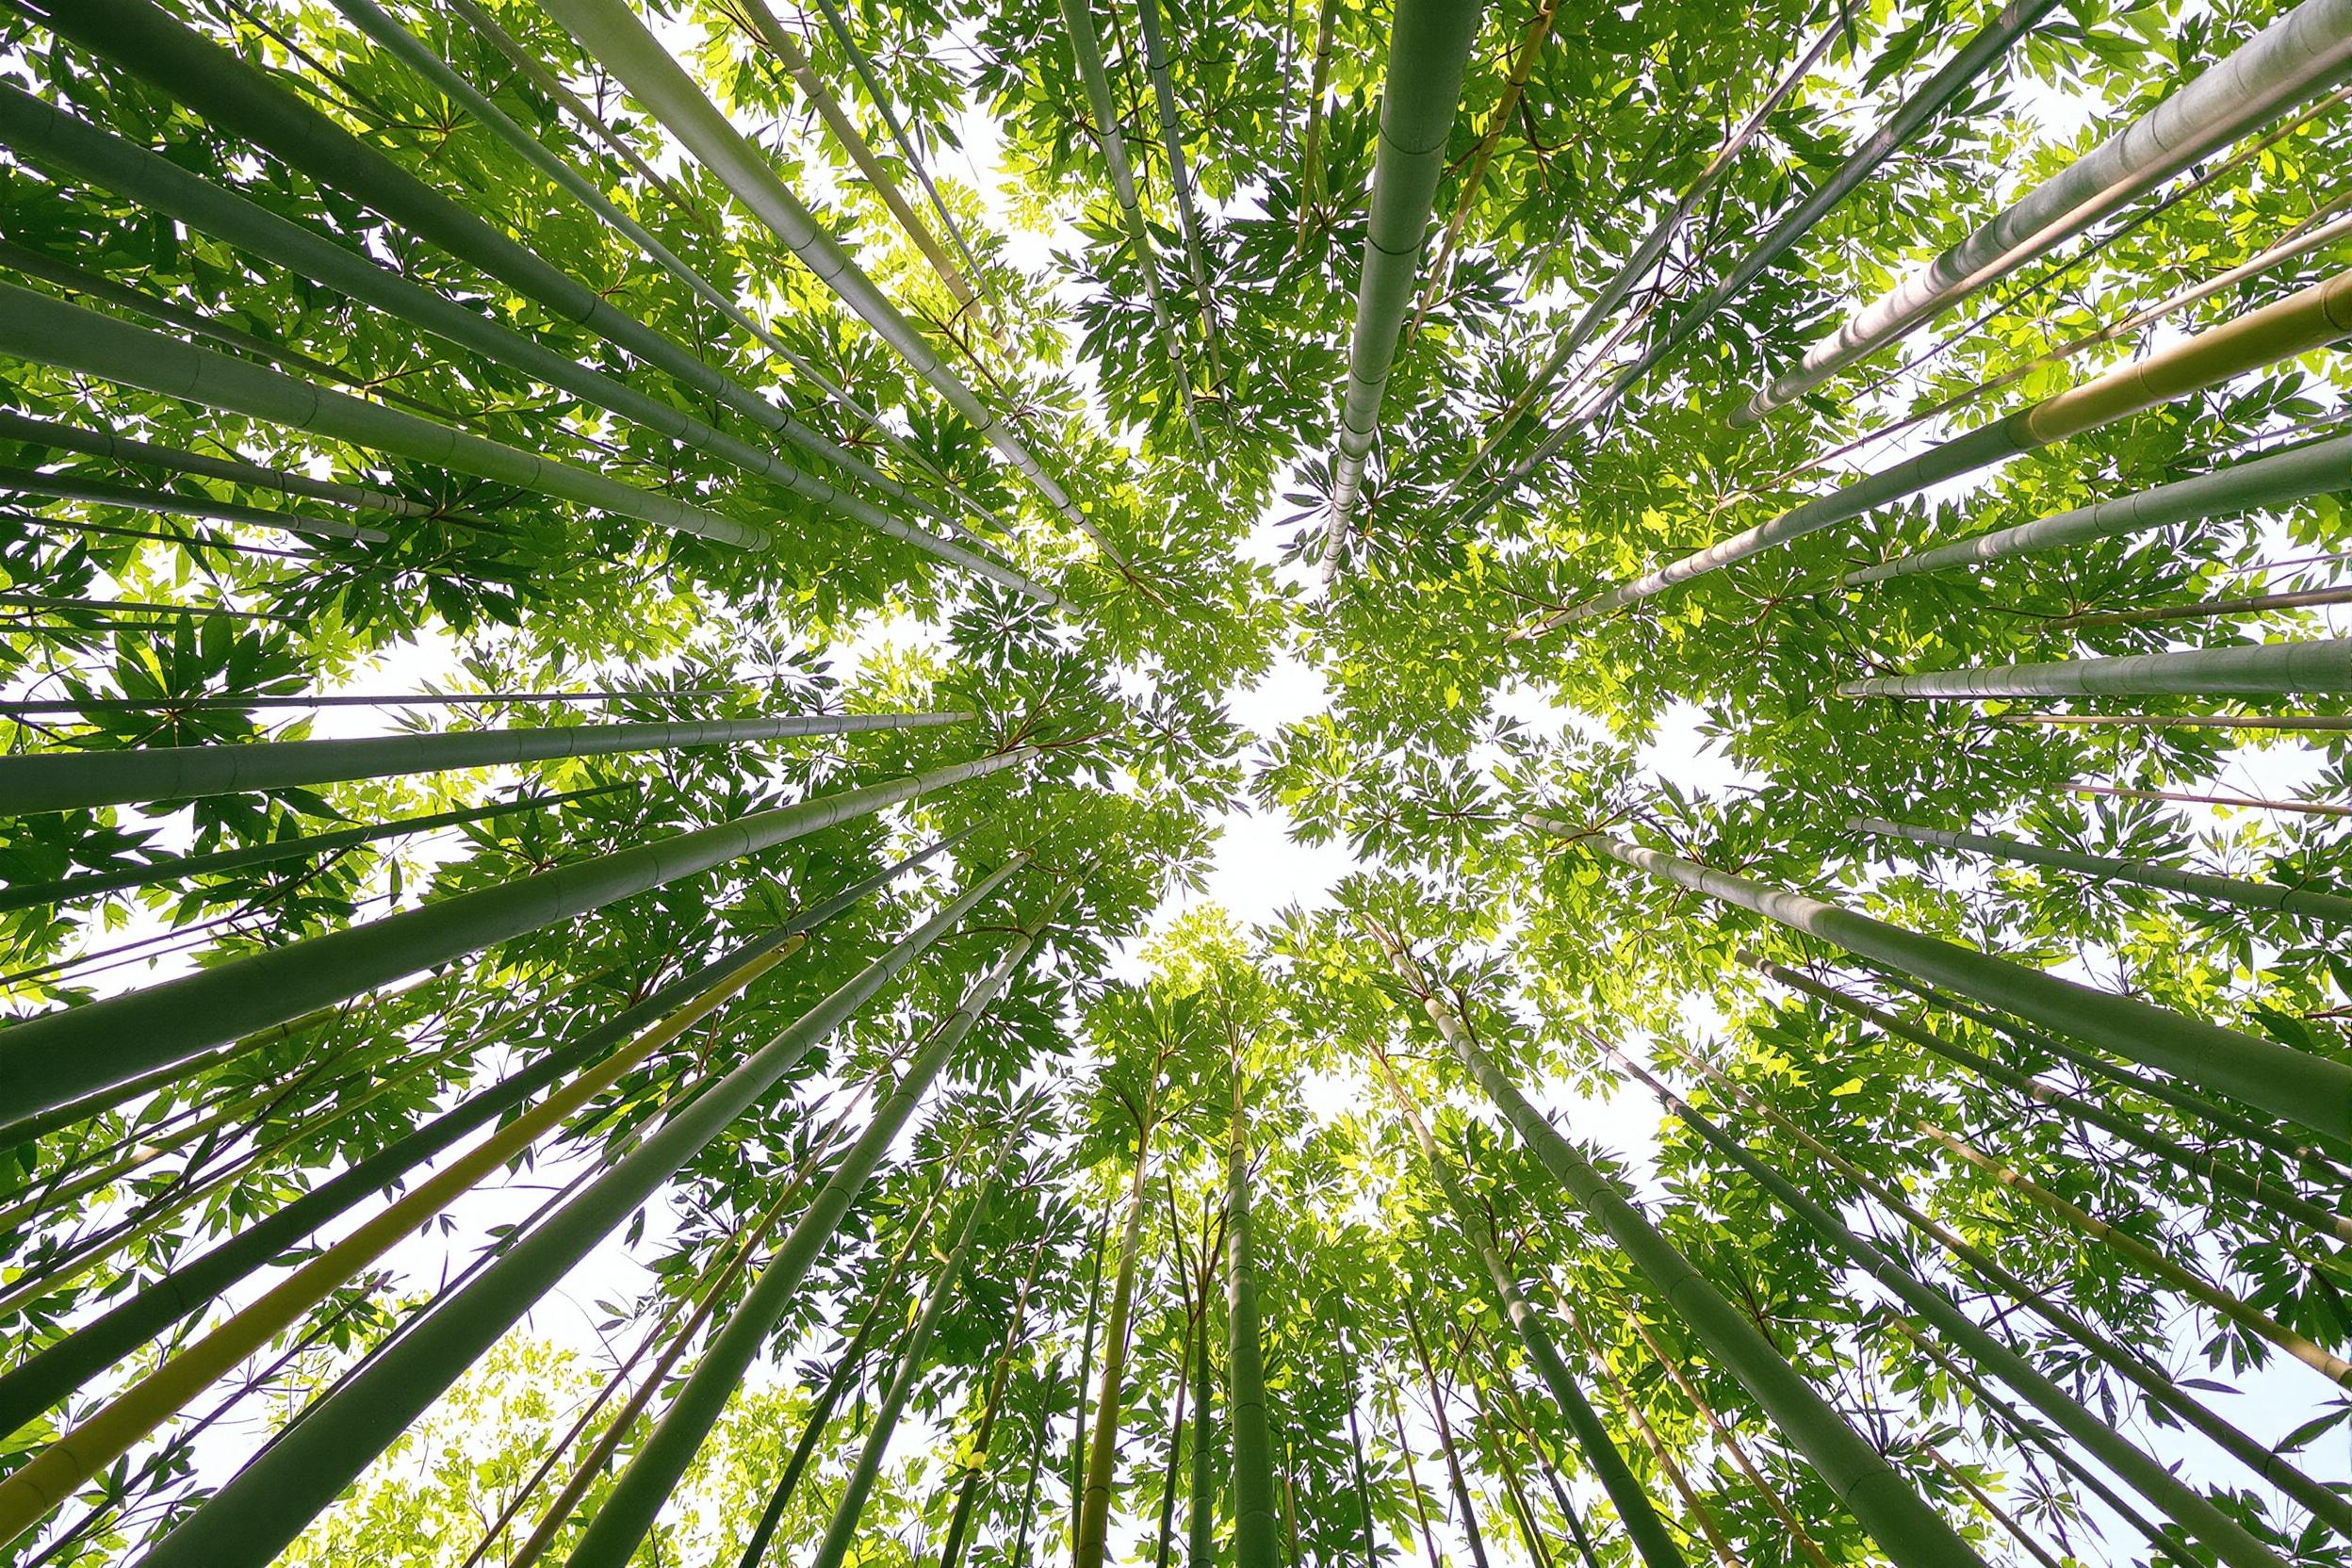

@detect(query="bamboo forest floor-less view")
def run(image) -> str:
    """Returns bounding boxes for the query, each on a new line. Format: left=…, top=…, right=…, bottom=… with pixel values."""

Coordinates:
left=0, top=0, right=2349, bottom=1564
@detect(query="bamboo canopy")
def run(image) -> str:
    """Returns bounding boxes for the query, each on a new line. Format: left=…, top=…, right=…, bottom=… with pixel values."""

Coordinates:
left=4, top=4, right=2351, bottom=1568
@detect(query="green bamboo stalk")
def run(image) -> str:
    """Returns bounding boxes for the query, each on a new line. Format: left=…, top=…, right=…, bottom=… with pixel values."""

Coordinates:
left=1150, top=1292, right=1194, bottom=1568
left=0, top=690, right=725, bottom=715
left=1876, top=972, right=2352, bottom=1174
left=806, top=1170, right=1000, bottom=1568
left=1010, top=1358, right=1060, bottom=1568
left=1557, top=1303, right=1744, bottom=1568
left=1186, top=1255, right=1217, bottom=1568
left=0, top=409, right=466, bottom=522
left=1756, top=957, right=2352, bottom=1244
left=1292, top=0, right=1341, bottom=244
left=1888, top=1324, right=2194, bottom=1568
left=496, top=1167, right=832, bottom=1568
left=936, top=1246, right=1044, bottom=1568
left=1070, top=1207, right=1110, bottom=1546
left=22, top=0, right=925, bottom=514
left=1076, top=1076, right=1163, bottom=1568
left=1617, top=1052, right=2289, bottom=1568
left=531, top=0, right=1135, bottom=574
left=0, top=283, right=769, bottom=550
left=564, top=881, right=1070, bottom=1568
left=1468, top=6, right=1835, bottom=464
left=431, top=0, right=981, bottom=527
left=1916, top=1119, right=2352, bottom=1388
left=723, top=0, right=985, bottom=316
left=470, top=1100, right=864, bottom=1568
left=1544, top=821, right=2352, bottom=1139
left=1384, top=1371, right=1447, bottom=1568
left=807, top=0, right=987, bottom=283
left=1055, top=0, right=1203, bottom=444
left=1852, top=814, right=2352, bottom=927
left=1133, top=0, right=1222, bottom=384
left=1459, top=0, right=2059, bottom=529
left=0, top=709, right=964, bottom=815
left=1917, top=1444, right=2063, bottom=1568
left=734, top=1191, right=942, bottom=1568
left=1619, top=1311, right=1837, bottom=1568
left=1408, top=0, right=1561, bottom=335
left=2046, top=584, right=2352, bottom=629
left=1465, top=1326, right=1607, bottom=1568
left=1846, top=434, right=2349, bottom=584
left=1364, top=1021, right=1690, bottom=1568
left=2075, top=781, right=2352, bottom=818
left=0, top=748, right=1029, bottom=1119
left=1403, top=1299, right=1494, bottom=1568
left=131, top=860, right=1017, bottom=1568
left=1840, top=638, right=2352, bottom=700
left=0, top=86, right=1040, bottom=596
left=1226, top=1045, right=1281, bottom=1568
left=1318, top=0, right=1490, bottom=572
left=0, top=462, right=384, bottom=543
left=1831, top=199, right=2352, bottom=466
left=0, top=238, right=450, bottom=424
left=1542, top=265, right=2352, bottom=629
left=0, top=933, right=803, bottom=1549
left=1677, top=1047, right=2352, bottom=1536
left=0, top=591, right=286, bottom=622
left=1377, top=930, right=1990, bottom=1568
left=1745, top=0, right=2352, bottom=421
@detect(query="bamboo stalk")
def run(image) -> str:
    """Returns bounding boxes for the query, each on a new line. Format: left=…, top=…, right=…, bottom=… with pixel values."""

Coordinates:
left=1543, top=265, right=2352, bottom=629
left=1462, top=0, right=2059, bottom=530
left=134, top=861, right=1021, bottom=1568
left=725, top=0, right=985, bottom=315
left=2006, top=711, right=2352, bottom=732
left=1620, top=1312, right=1838, bottom=1568
left=1625, top=1048, right=2308, bottom=1562
left=564, top=881, right=1070, bottom=1568
left=1404, top=1299, right=1494, bottom=1568
left=1850, top=813, right=2352, bottom=926
left=1559, top=1303, right=1746, bottom=1568
left=0, top=937, right=801, bottom=1548
left=1746, top=0, right=2352, bottom=420
left=30, top=0, right=911, bottom=500
left=1054, top=0, right=1203, bottom=444
left=2053, top=583, right=2352, bottom=628
left=807, top=0, right=988, bottom=283
left=1228, top=1024, right=1281, bottom=1568
left=0, top=282, right=771, bottom=551
left=1756, top=956, right=2352, bottom=1244
left=1545, top=821, right=2352, bottom=1139
left=1318, top=0, right=1491, bottom=573
left=1370, top=923, right=1988, bottom=1568
left=1846, top=433, right=2348, bottom=585
left=1364, top=1037, right=1689, bottom=1568
left=1917, top=1118, right=2352, bottom=1388
left=806, top=1168, right=1001, bottom=1568
left=0, top=462, right=384, bottom=543
left=534, top=0, right=1134, bottom=571
left=1373, top=1043, right=1703, bottom=1568
left=2073, top=782, right=2352, bottom=818
left=0, top=710, right=958, bottom=816
left=1409, top=0, right=1561, bottom=336
left=0, top=749, right=1030, bottom=1118
left=733, top=1183, right=946, bottom=1568
left=1840, top=638, right=2352, bottom=700
left=0, top=86, right=1040, bottom=594
left=1134, top=0, right=1223, bottom=385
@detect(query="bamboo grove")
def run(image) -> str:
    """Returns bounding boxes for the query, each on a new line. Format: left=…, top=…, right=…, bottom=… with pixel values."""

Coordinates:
left=0, top=0, right=2349, bottom=1563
